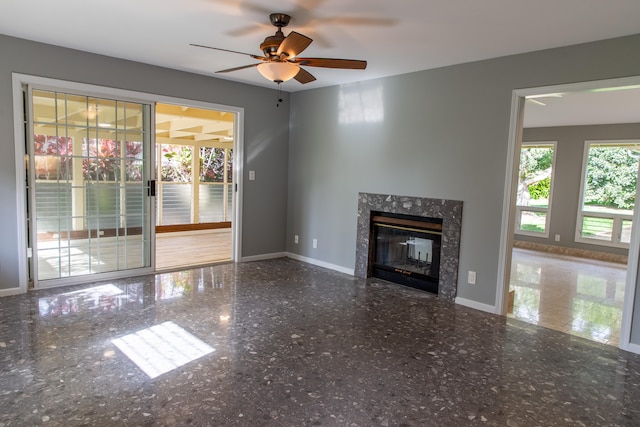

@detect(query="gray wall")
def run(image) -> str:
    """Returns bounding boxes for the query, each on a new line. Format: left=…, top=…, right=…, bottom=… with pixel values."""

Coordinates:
left=287, top=33, right=640, bottom=310
left=0, top=34, right=290, bottom=290
left=4, top=32, right=640, bottom=343
left=518, top=123, right=640, bottom=256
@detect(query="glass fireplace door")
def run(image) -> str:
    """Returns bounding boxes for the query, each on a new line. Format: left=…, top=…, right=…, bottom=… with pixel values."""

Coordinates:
left=28, top=89, right=153, bottom=286
left=371, top=213, right=442, bottom=294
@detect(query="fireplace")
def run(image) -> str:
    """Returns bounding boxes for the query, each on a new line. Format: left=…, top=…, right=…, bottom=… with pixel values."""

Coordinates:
left=355, top=193, right=463, bottom=301
left=372, top=212, right=442, bottom=294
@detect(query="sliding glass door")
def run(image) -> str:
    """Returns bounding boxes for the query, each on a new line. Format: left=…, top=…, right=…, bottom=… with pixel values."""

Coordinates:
left=28, top=89, right=153, bottom=286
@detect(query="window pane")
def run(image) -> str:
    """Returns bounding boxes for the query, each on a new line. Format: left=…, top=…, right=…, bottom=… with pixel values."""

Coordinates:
left=124, top=183, right=145, bottom=228
left=199, top=184, right=225, bottom=223
left=160, top=183, right=192, bottom=225
left=199, top=147, right=225, bottom=183
left=125, top=140, right=144, bottom=158
left=518, top=210, right=546, bottom=233
left=86, top=183, right=120, bottom=229
left=583, top=145, right=639, bottom=214
left=124, top=103, right=145, bottom=132
left=32, top=90, right=57, bottom=126
left=33, top=135, right=73, bottom=180
left=581, top=216, right=613, bottom=241
left=95, top=98, right=117, bottom=130
left=125, top=160, right=144, bottom=182
left=83, top=139, right=122, bottom=182
left=35, top=182, right=72, bottom=233
left=621, top=219, right=633, bottom=244
left=161, top=144, right=192, bottom=182
left=517, top=145, right=554, bottom=208
left=65, top=94, right=90, bottom=127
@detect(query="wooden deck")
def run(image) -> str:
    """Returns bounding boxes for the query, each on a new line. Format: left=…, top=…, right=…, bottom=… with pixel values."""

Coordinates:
left=155, top=229, right=232, bottom=271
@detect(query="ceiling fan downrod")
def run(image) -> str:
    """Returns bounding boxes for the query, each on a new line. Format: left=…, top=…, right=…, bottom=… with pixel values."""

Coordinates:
left=261, top=13, right=291, bottom=57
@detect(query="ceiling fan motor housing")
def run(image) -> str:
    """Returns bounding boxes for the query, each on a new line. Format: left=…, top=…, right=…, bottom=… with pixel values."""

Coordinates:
left=261, top=14, right=290, bottom=58
left=261, top=33, right=285, bottom=57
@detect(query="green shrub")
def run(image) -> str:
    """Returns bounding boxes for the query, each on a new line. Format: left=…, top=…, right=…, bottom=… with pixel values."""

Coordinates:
left=528, top=177, right=550, bottom=200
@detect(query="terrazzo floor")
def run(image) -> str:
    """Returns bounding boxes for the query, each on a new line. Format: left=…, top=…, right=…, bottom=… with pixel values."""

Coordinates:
left=1, top=258, right=640, bottom=426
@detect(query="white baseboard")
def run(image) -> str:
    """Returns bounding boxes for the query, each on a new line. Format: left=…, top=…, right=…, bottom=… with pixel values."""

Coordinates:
left=0, top=286, right=24, bottom=297
left=240, top=252, right=287, bottom=262
left=455, top=297, right=496, bottom=314
left=286, top=252, right=355, bottom=276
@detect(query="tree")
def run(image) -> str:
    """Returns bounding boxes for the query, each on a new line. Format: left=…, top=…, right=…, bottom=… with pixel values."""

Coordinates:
left=517, top=146, right=553, bottom=206
left=584, top=147, right=639, bottom=209
left=161, top=145, right=192, bottom=182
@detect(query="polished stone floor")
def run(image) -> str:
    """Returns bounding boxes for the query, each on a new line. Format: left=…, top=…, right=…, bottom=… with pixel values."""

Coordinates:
left=1, top=258, right=640, bottom=426
left=509, top=248, right=626, bottom=346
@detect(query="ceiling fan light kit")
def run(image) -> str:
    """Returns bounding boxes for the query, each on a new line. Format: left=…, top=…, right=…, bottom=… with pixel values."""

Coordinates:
left=191, top=13, right=367, bottom=86
left=257, top=61, right=300, bottom=83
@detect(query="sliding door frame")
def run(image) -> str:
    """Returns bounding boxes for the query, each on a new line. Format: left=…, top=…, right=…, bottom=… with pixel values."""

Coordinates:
left=12, top=73, right=244, bottom=293
left=151, top=96, right=243, bottom=264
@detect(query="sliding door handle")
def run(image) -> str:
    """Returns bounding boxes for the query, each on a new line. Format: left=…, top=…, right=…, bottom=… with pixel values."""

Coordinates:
left=148, top=180, right=156, bottom=197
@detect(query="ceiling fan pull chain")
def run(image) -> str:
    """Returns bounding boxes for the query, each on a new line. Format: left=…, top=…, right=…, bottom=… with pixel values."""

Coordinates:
left=276, top=82, right=283, bottom=107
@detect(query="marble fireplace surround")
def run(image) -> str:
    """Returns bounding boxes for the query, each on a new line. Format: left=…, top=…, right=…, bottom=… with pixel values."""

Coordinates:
left=355, top=193, right=463, bottom=301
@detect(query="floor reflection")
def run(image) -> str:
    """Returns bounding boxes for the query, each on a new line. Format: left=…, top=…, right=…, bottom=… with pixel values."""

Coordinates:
left=38, top=283, right=145, bottom=318
left=37, top=266, right=233, bottom=320
left=509, top=248, right=626, bottom=346
left=155, top=267, right=229, bottom=300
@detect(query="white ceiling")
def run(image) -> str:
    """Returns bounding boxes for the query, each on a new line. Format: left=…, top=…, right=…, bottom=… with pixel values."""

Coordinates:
left=2, top=0, right=640, bottom=127
left=524, top=87, right=640, bottom=128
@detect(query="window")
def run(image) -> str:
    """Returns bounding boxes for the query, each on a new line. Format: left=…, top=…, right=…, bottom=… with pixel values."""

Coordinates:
left=576, top=140, right=640, bottom=248
left=515, top=142, right=557, bottom=237
left=157, top=143, right=233, bottom=225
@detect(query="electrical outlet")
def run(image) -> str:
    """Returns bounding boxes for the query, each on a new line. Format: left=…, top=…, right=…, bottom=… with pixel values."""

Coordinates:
left=312, top=238, right=318, bottom=248
left=555, top=234, right=560, bottom=242
left=468, top=271, right=477, bottom=285
left=249, top=170, right=255, bottom=180
left=294, top=235, right=299, bottom=244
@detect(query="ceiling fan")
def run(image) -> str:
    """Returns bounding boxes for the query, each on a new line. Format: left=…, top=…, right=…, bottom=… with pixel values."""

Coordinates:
left=190, top=13, right=367, bottom=85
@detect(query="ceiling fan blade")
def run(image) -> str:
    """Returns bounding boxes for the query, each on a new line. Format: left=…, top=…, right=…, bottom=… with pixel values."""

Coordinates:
left=276, top=31, right=313, bottom=58
left=216, top=63, right=260, bottom=73
left=294, top=67, right=316, bottom=84
left=190, top=43, right=266, bottom=61
left=226, top=25, right=269, bottom=37
left=294, top=58, right=367, bottom=69
left=328, top=17, right=395, bottom=27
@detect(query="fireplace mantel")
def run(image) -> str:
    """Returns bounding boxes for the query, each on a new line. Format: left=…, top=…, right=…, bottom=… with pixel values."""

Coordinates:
left=355, top=193, right=463, bottom=300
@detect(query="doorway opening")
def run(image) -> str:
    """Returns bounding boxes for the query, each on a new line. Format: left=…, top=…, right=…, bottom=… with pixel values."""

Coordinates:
left=154, top=103, right=236, bottom=271
left=498, top=77, right=640, bottom=352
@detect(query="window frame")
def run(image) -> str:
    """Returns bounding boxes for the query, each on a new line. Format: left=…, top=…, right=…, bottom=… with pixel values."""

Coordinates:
left=514, top=141, right=558, bottom=239
left=575, top=139, right=640, bottom=249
